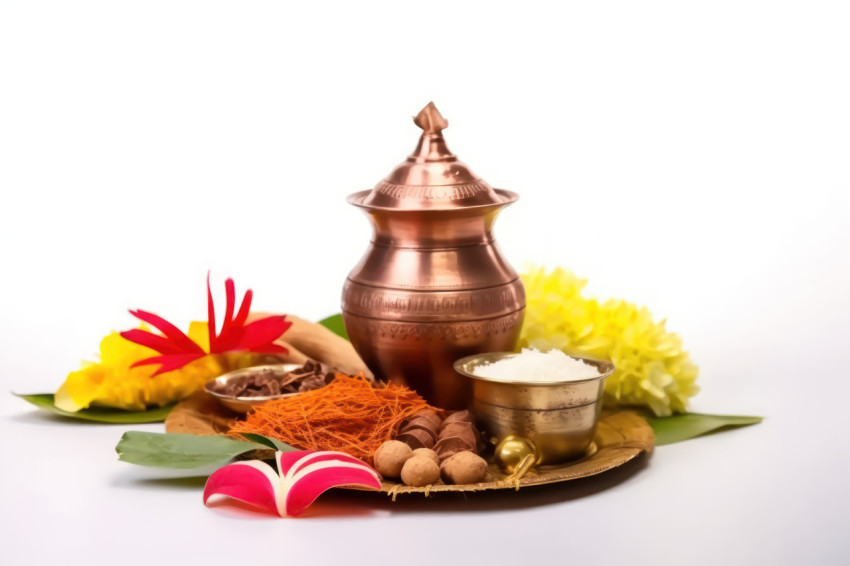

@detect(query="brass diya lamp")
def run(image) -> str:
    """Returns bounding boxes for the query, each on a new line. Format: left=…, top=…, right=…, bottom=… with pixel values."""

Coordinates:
left=342, top=102, right=525, bottom=409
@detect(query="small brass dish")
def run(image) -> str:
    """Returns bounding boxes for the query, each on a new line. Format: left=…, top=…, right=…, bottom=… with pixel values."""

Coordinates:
left=204, top=363, right=304, bottom=414
left=454, top=352, right=615, bottom=470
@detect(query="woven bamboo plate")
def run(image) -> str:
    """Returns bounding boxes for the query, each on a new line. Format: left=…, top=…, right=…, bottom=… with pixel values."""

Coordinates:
left=166, top=393, right=654, bottom=497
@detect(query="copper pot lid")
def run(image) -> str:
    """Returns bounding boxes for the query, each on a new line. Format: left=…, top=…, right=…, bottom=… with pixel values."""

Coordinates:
left=349, top=102, right=517, bottom=211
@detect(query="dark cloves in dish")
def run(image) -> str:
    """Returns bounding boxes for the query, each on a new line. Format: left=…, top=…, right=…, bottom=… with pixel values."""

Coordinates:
left=209, top=360, right=337, bottom=398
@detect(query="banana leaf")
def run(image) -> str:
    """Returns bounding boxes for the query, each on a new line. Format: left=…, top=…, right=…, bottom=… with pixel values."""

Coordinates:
left=16, top=393, right=174, bottom=424
left=116, top=431, right=291, bottom=469
left=645, top=412, right=763, bottom=445
left=317, top=314, right=348, bottom=340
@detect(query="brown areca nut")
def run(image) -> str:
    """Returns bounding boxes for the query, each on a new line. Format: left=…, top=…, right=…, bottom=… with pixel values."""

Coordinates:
left=411, top=448, right=439, bottom=466
left=440, top=451, right=488, bottom=485
left=400, top=455, right=441, bottom=487
left=373, top=440, right=413, bottom=478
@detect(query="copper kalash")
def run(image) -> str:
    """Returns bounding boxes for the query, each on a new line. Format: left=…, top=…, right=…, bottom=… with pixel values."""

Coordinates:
left=342, top=102, right=525, bottom=409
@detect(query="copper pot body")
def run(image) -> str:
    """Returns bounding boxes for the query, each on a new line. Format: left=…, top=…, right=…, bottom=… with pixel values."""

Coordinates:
left=342, top=103, right=525, bottom=409
left=342, top=196, right=525, bottom=409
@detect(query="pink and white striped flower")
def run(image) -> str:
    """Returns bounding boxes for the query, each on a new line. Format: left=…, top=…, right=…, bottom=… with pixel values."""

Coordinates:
left=203, top=450, right=381, bottom=517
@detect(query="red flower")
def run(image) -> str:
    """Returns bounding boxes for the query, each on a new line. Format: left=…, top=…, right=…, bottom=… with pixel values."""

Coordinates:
left=203, top=450, right=381, bottom=517
left=120, top=275, right=291, bottom=376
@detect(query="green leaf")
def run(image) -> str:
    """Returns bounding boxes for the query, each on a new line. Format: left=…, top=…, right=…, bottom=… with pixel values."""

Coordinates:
left=15, top=393, right=174, bottom=424
left=116, top=431, right=270, bottom=469
left=239, top=433, right=296, bottom=452
left=646, top=412, right=763, bottom=445
left=318, top=313, right=348, bottom=341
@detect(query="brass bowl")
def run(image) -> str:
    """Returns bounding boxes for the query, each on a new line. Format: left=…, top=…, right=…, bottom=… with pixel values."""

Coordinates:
left=204, top=363, right=304, bottom=414
left=454, top=352, right=615, bottom=471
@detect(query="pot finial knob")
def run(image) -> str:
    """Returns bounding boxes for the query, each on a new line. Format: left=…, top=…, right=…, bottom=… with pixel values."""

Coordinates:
left=413, top=101, right=449, bottom=134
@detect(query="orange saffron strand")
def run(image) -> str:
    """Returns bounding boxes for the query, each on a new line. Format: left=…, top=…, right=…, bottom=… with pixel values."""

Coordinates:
left=228, top=374, right=437, bottom=465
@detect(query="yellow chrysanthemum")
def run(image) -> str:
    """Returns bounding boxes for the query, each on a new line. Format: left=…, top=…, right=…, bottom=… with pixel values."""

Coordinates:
left=519, top=266, right=699, bottom=416
left=55, top=322, right=221, bottom=412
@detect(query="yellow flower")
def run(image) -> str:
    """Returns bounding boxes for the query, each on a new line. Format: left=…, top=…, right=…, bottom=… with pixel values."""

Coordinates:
left=519, top=266, right=699, bottom=416
left=55, top=322, right=221, bottom=412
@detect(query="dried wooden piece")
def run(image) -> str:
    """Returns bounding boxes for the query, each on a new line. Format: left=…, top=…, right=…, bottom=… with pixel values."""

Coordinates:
left=397, top=409, right=445, bottom=450
left=434, top=410, right=482, bottom=463
left=249, top=313, right=373, bottom=378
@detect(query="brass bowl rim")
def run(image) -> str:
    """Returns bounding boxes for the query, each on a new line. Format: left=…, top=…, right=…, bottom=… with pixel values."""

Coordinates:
left=454, top=352, right=615, bottom=386
left=203, top=363, right=306, bottom=404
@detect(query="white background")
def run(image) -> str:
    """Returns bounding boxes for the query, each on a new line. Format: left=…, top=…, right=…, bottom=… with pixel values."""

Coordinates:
left=1, top=1, right=849, bottom=564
